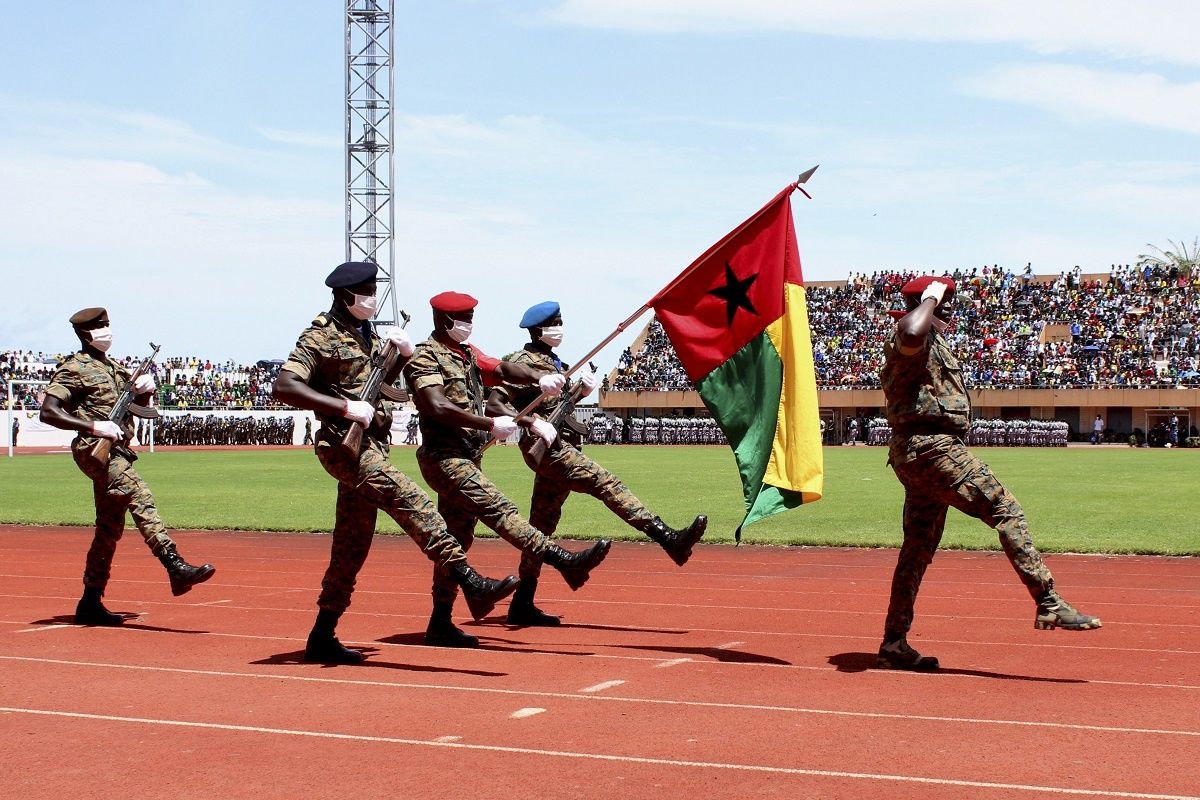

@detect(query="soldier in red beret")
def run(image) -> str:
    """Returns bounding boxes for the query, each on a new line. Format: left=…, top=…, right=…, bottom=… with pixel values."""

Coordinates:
left=403, top=291, right=611, bottom=648
left=876, top=276, right=1100, bottom=670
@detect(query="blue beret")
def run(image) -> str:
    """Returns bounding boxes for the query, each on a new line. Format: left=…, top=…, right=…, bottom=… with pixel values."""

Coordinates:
left=519, top=301, right=561, bottom=329
left=324, top=261, right=378, bottom=289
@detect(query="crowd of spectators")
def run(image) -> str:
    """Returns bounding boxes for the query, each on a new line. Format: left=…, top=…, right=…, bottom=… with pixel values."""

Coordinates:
left=612, top=263, right=1200, bottom=391
left=2, top=350, right=287, bottom=410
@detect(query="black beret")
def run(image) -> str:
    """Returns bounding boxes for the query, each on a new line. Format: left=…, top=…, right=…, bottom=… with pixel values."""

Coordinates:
left=69, top=307, right=108, bottom=326
left=325, top=261, right=378, bottom=289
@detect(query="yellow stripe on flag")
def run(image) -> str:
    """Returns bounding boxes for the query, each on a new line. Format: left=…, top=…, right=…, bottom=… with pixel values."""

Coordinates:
left=763, top=283, right=824, bottom=501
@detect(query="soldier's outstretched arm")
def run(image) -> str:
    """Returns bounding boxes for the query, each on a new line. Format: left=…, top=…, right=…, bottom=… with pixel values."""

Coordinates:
left=272, top=369, right=346, bottom=418
left=39, top=395, right=93, bottom=435
left=414, top=383, right=494, bottom=433
left=485, top=387, right=521, bottom=418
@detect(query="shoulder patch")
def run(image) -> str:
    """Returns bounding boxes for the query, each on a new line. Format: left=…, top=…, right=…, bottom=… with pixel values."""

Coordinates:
left=312, top=312, right=332, bottom=327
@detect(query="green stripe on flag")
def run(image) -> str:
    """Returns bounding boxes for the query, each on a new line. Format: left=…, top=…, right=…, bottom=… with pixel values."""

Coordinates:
left=695, top=332, right=804, bottom=534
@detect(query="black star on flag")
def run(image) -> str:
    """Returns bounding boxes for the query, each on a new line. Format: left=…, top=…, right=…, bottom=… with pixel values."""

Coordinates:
left=708, top=261, right=759, bottom=325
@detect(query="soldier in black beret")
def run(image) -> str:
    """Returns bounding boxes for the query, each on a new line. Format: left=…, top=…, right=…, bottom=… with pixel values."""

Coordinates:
left=40, top=307, right=215, bottom=626
left=272, top=263, right=521, bottom=663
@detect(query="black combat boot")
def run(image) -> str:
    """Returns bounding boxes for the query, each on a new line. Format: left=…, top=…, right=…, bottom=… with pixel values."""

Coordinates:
left=156, top=543, right=216, bottom=596
left=543, top=539, right=612, bottom=590
left=506, top=578, right=561, bottom=627
left=74, top=587, right=124, bottom=626
left=450, top=563, right=521, bottom=621
left=304, top=609, right=364, bottom=664
left=641, top=515, right=707, bottom=567
left=424, top=601, right=480, bottom=648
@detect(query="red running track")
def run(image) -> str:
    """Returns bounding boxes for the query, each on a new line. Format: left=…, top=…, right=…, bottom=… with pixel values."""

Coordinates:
left=1, top=525, right=1198, bottom=800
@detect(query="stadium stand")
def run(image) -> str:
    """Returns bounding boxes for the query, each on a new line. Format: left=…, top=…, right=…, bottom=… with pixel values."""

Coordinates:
left=613, top=264, right=1200, bottom=392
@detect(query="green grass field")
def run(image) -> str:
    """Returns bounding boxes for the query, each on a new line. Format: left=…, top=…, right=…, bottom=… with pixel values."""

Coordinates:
left=2, top=446, right=1197, bottom=555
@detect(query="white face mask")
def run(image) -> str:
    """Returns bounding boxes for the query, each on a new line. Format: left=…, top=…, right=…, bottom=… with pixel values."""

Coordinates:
left=539, top=325, right=564, bottom=348
left=446, top=320, right=473, bottom=344
left=88, top=327, right=113, bottom=353
left=347, top=292, right=377, bottom=321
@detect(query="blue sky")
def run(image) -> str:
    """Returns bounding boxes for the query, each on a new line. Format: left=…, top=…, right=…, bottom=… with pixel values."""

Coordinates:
left=1, top=1, right=1197, bottom=366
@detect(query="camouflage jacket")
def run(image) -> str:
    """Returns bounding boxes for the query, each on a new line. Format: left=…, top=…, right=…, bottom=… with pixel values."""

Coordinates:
left=281, top=307, right=392, bottom=439
left=404, top=335, right=492, bottom=459
left=880, top=328, right=970, bottom=437
left=44, top=352, right=137, bottom=453
left=495, top=344, right=565, bottom=417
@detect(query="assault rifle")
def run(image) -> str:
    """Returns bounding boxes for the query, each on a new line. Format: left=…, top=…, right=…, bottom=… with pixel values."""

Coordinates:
left=525, top=362, right=597, bottom=467
left=88, top=342, right=161, bottom=466
left=341, top=311, right=411, bottom=458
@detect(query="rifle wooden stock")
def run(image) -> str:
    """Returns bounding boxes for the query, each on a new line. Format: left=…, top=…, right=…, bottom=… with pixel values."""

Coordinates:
left=340, top=340, right=399, bottom=459
left=88, top=342, right=161, bottom=468
left=525, top=376, right=591, bottom=468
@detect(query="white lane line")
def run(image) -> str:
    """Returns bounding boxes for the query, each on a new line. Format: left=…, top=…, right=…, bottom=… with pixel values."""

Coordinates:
left=0, top=706, right=1195, bottom=800
left=579, top=680, right=625, bottom=694
left=510, top=708, right=545, bottom=719
left=433, top=735, right=461, bottom=743
left=2, top=655, right=1197, bottom=737
left=200, top=599, right=232, bottom=606
left=14, top=625, right=72, bottom=634
left=715, top=641, right=745, bottom=650
left=655, top=658, right=691, bottom=669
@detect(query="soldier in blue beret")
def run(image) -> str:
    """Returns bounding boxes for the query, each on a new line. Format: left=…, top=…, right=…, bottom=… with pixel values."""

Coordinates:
left=490, top=301, right=706, bottom=626
left=877, top=276, right=1100, bottom=671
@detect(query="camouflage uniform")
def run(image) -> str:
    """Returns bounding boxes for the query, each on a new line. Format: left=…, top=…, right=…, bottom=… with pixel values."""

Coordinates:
left=404, top=336, right=552, bottom=604
left=881, top=328, right=1054, bottom=639
left=44, top=352, right=174, bottom=590
left=497, top=344, right=653, bottom=580
left=283, top=308, right=468, bottom=615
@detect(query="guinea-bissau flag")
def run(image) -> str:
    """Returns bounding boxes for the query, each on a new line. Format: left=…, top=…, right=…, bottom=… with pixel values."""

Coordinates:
left=649, top=183, right=823, bottom=537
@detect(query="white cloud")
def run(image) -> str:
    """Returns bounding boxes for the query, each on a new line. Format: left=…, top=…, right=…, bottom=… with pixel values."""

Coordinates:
left=256, top=127, right=341, bottom=148
left=961, top=64, right=1200, bottom=135
left=545, top=1, right=1200, bottom=67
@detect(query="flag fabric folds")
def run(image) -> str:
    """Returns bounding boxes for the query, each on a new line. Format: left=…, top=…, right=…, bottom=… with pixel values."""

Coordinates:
left=648, top=184, right=823, bottom=535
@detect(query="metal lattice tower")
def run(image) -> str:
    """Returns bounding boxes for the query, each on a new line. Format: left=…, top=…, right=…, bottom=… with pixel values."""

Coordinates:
left=345, top=0, right=397, bottom=327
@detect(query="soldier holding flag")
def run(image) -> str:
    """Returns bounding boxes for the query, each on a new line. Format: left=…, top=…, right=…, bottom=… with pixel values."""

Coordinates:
left=489, top=300, right=707, bottom=626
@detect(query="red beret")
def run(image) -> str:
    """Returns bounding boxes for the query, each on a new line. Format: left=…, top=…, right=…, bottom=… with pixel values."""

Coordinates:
left=430, top=291, right=478, bottom=313
left=900, top=275, right=956, bottom=298
left=887, top=309, right=907, bottom=321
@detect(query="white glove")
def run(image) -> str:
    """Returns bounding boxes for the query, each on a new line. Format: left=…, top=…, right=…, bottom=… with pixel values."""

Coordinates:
left=90, top=420, right=124, bottom=441
left=490, top=415, right=519, bottom=440
left=579, top=371, right=599, bottom=398
left=538, top=373, right=566, bottom=396
left=341, top=399, right=374, bottom=427
left=920, top=280, right=950, bottom=305
left=381, top=327, right=415, bottom=358
left=133, top=374, right=156, bottom=394
left=529, top=417, right=558, bottom=447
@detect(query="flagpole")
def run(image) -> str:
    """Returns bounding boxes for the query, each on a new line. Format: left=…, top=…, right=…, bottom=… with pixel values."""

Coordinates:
left=490, top=168, right=819, bottom=439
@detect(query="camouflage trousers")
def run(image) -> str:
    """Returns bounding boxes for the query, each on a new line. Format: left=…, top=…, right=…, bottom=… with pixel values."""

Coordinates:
left=72, top=443, right=173, bottom=591
left=518, top=440, right=654, bottom=580
left=884, top=434, right=1054, bottom=638
left=314, top=433, right=468, bottom=615
left=417, top=448, right=552, bottom=605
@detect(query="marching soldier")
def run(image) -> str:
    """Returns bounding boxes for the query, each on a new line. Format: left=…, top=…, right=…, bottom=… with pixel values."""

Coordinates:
left=878, top=276, right=1101, bottom=671
left=404, top=291, right=611, bottom=648
left=272, top=264, right=520, bottom=664
left=489, top=301, right=707, bottom=626
left=39, top=307, right=216, bottom=626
